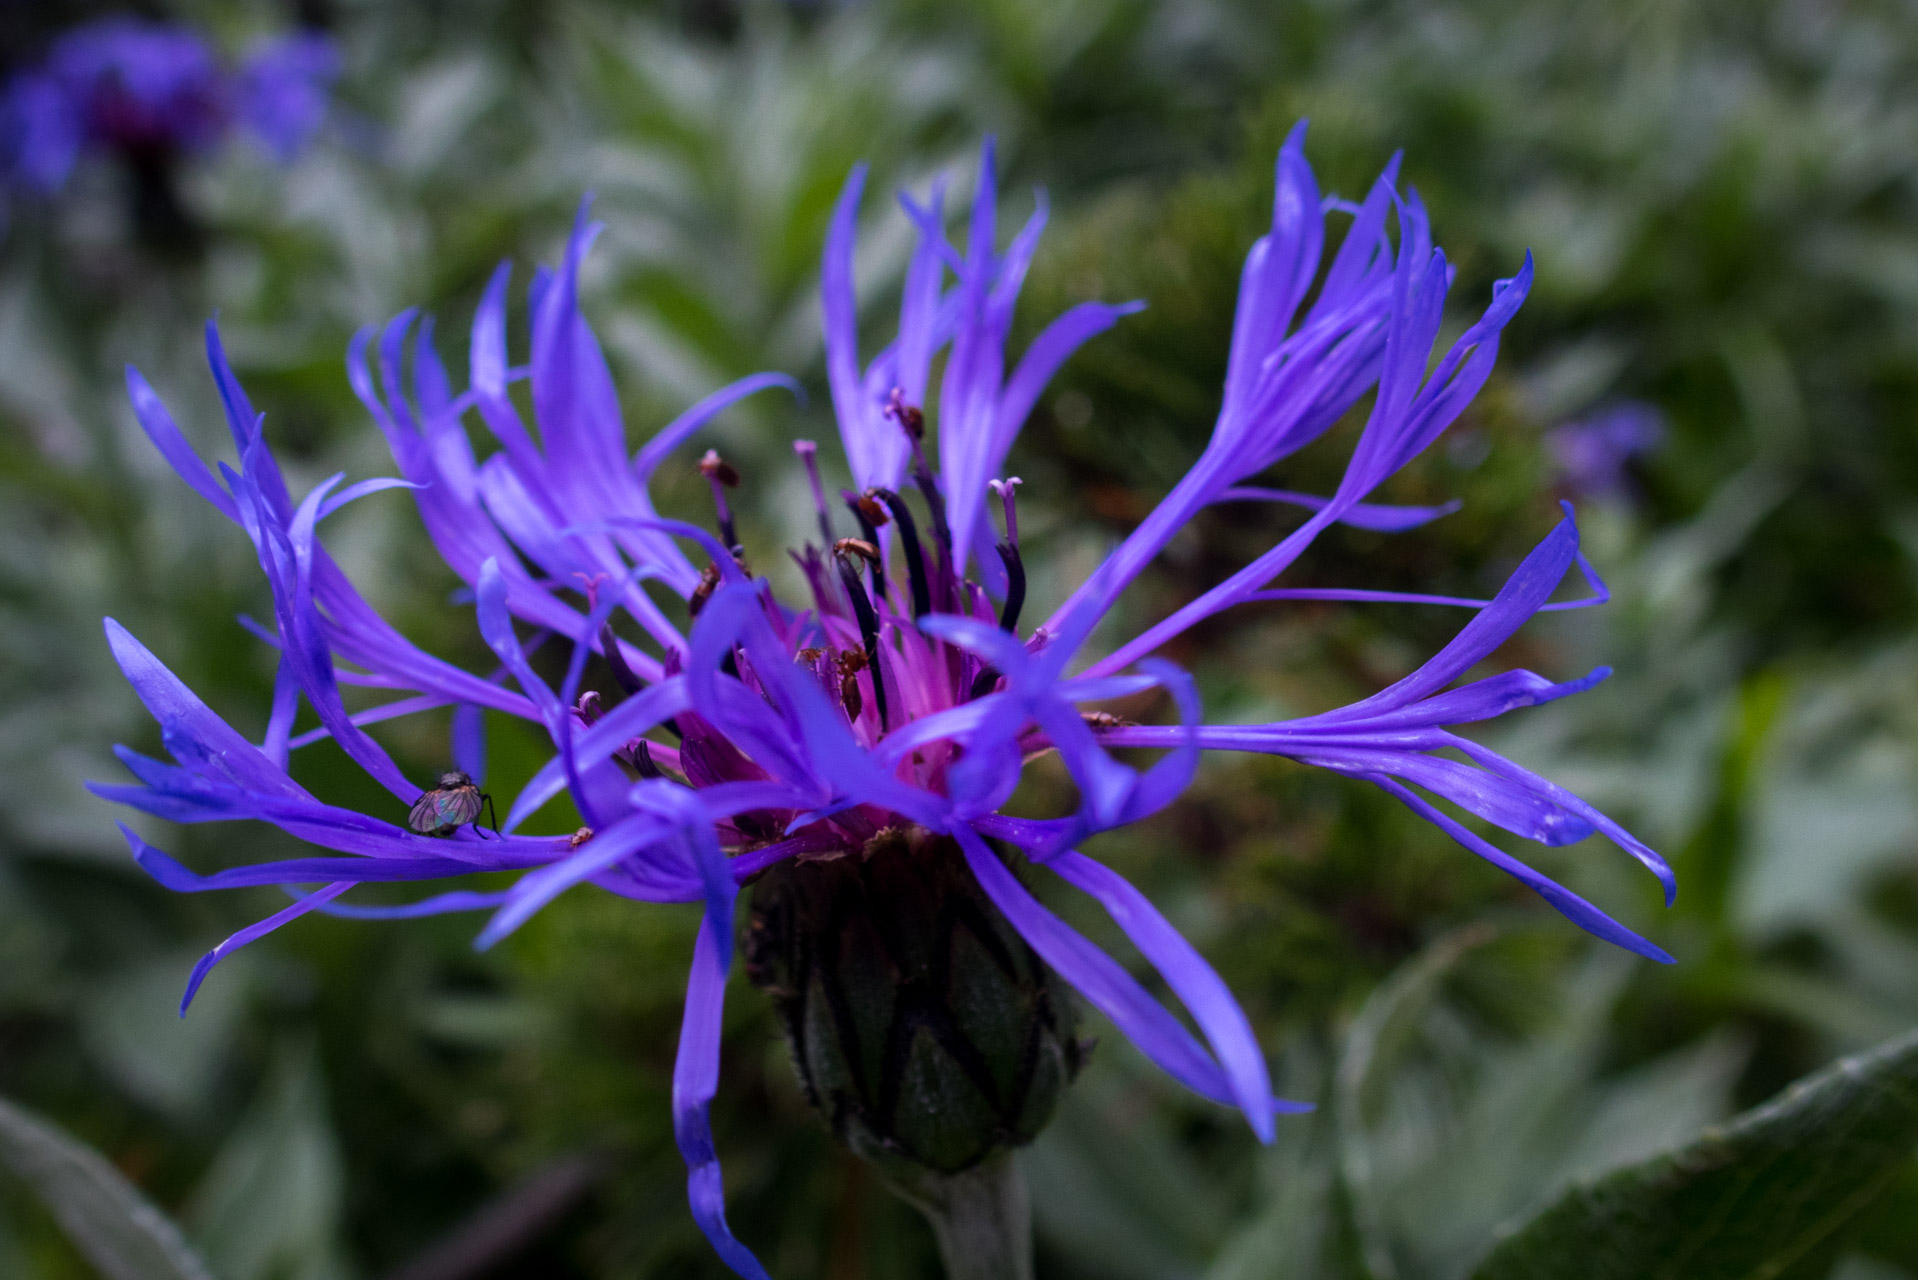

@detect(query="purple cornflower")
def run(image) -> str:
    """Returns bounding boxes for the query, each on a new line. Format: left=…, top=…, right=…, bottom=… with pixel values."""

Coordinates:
left=1547, top=400, right=1665, bottom=501
left=1, top=17, right=338, bottom=195
left=92, top=125, right=1674, bottom=1277
left=232, top=32, right=343, bottom=165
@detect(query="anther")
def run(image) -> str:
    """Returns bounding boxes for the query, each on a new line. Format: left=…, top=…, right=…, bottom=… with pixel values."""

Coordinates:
left=994, top=541, right=1027, bottom=635
left=626, top=738, right=663, bottom=779
left=689, top=562, right=721, bottom=617
left=699, top=449, right=742, bottom=552
left=842, top=491, right=883, bottom=552
left=884, top=389, right=950, bottom=587
left=873, top=488, right=932, bottom=619
left=883, top=388, right=925, bottom=440
left=573, top=689, right=603, bottom=726
left=569, top=826, right=594, bottom=848
left=698, top=449, right=740, bottom=488
left=599, top=623, right=644, bottom=695
left=835, top=648, right=867, bottom=722
left=832, top=545, right=890, bottom=728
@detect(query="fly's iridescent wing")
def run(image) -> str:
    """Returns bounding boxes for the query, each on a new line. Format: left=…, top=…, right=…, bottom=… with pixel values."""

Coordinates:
left=408, top=785, right=482, bottom=834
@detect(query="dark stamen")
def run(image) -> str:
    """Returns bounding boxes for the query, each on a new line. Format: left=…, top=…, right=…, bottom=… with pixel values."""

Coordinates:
left=967, top=666, right=1001, bottom=701
left=884, top=388, right=955, bottom=608
left=834, top=550, right=890, bottom=728
left=964, top=538, right=1029, bottom=701
left=630, top=739, right=662, bottom=779
left=874, top=488, right=932, bottom=619
left=995, top=539, right=1027, bottom=635
left=599, top=623, right=644, bottom=695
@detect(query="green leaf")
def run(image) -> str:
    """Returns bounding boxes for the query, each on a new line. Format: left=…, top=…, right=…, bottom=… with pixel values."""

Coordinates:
left=0, top=1094, right=216, bottom=1280
left=187, top=1042, right=349, bottom=1280
left=1471, top=1027, right=1918, bottom=1280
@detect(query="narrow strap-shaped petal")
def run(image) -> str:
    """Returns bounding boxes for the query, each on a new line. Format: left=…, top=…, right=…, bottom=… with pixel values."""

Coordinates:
left=552, top=567, right=645, bottom=830
left=629, top=780, right=737, bottom=969
left=315, top=476, right=423, bottom=522
left=310, top=889, right=512, bottom=919
left=823, top=163, right=897, bottom=489
left=1222, top=120, right=1324, bottom=418
left=952, top=825, right=1291, bottom=1116
left=504, top=678, right=690, bottom=832
left=1367, top=775, right=1673, bottom=963
left=105, top=618, right=305, bottom=798
left=1451, top=737, right=1676, bottom=902
left=205, top=320, right=263, bottom=457
left=986, top=297, right=1141, bottom=478
left=124, top=366, right=239, bottom=521
left=451, top=702, right=486, bottom=783
left=632, top=372, right=802, bottom=481
left=120, top=826, right=551, bottom=892
left=248, top=456, right=416, bottom=801
left=894, top=176, right=950, bottom=409
left=181, top=881, right=354, bottom=1014
left=1046, top=849, right=1284, bottom=1140
left=1216, top=486, right=1459, bottom=532
left=1300, top=746, right=1595, bottom=846
left=1319, top=509, right=1579, bottom=718
left=261, top=653, right=300, bottom=770
left=475, top=557, right=616, bottom=829
left=1244, top=586, right=1602, bottom=613
left=475, top=813, right=674, bottom=948
left=673, top=925, right=773, bottom=1280
left=684, top=586, right=812, bottom=787
left=471, top=260, right=514, bottom=397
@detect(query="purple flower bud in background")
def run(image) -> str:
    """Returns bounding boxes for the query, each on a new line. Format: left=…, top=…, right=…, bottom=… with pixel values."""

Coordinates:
left=1547, top=400, right=1665, bottom=501
left=2, top=69, right=85, bottom=193
left=92, top=125, right=1677, bottom=1277
left=235, top=31, right=342, bottom=164
left=1, top=17, right=337, bottom=197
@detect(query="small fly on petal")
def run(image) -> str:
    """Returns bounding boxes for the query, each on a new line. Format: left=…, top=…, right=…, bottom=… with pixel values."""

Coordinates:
left=407, top=770, right=497, bottom=838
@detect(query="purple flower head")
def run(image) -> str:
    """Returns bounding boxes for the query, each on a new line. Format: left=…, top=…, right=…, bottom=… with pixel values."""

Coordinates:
left=1548, top=400, right=1665, bottom=501
left=93, top=126, right=1674, bottom=1276
left=235, top=32, right=341, bottom=164
left=1, top=18, right=336, bottom=195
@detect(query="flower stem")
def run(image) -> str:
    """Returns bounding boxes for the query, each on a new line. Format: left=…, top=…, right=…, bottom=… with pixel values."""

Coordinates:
left=879, top=1154, right=1034, bottom=1280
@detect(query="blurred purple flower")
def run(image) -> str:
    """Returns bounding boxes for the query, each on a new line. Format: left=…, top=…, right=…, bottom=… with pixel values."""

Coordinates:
left=235, top=32, right=341, bottom=164
left=93, top=125, right=1674, bottom=1277
left=1548, top=400, right=1665, bottom=500
left=1, top=17, right=336, bottom=195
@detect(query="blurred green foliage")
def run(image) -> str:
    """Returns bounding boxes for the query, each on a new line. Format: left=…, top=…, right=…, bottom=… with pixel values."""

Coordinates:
left=1, top=0, right=1916, bottom=1277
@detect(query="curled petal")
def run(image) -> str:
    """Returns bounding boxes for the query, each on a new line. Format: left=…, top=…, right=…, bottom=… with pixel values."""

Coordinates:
left=1369, top=775, right=1673, bottom=963
left=673, top=926, right=773, bottom=1280
left=1046, top=849, right=1281, bottom=1141
left=953, top=826, right=1308, bottom=1126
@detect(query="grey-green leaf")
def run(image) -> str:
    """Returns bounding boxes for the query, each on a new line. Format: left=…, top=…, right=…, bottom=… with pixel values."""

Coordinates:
left=1471, top=1027, right=1918, bottom=1280
left=0, top=1093, right=217, bottom=1280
